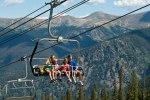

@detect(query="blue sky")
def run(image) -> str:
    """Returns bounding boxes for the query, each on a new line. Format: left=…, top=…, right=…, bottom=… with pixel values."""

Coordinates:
left=0, top=0, right=150, bottom=19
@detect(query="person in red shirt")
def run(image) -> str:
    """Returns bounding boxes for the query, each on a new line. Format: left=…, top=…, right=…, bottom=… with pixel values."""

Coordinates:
left=60, top=58, right=71, bottom=82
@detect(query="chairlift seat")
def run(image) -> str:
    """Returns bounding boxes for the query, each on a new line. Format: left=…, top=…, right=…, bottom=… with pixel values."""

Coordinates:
left=33, top=65, right=84, bottom=76
left=5, top=96, right=34, bottom=100
left=33, top=65, right=48, bottom=76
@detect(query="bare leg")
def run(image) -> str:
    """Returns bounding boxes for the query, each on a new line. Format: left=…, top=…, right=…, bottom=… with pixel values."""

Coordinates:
left=77, top=71, right=83, bottom=85
left=67, top=71, right=71, bottom=79
left=64, top=71, right=70, bottom=80
left=46, top=70, right=52, bottom=80
left=72, top=70, right=76, bottom=83
left=58, top=70, right=61, bottom=79
left=73, top=71, right=76, bottom=80
left=50, top=70, right=55, bottom=80
left=54, top=71, right=57, bottom=79
left=76, top=70, right=82, bottom=81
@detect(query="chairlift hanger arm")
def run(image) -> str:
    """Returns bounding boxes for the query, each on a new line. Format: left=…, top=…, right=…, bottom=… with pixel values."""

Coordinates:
left=12, top=57, right=28, bottom=80
left=47, top=3, right=56, bottom=38
left=46, top=0, right=67, bottom=39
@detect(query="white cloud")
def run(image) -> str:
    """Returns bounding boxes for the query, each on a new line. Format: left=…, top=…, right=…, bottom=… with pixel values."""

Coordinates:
left=62, top=0, right=106, bottom=6
left=62, top=0, right=74, bottom=6
left=60, top=13, right=68, bottom=16
left=88, top=0, right=106, bottom=5
left=36, top=17, right=48, bottom=19
left=2, top=0, right=24, bottom=6
left=114, top=0, right=150, bottom=7
left=78, top=14, right=90, bottom=18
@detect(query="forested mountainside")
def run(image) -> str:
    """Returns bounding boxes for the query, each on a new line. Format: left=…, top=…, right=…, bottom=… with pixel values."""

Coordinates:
left=1, top=27, right=150, bottom=99
left=1, top=11, right=150, bottom=75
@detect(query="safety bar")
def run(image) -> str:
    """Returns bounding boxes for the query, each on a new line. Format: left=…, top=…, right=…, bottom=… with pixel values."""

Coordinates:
left=38, top=38, right=80, bottom=64
left=6, top=80, right=34, bottom=94
left=9, top=86, right=35, bottom=90
left=7, top=79, right=34, bottom=83
left=29, top=58, right=64, bottom=60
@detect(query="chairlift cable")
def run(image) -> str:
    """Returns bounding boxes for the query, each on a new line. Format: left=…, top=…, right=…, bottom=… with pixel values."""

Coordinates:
left=0, top=3, right=150, bottom=69
left=0, top=8, right=51, bottom=38
left=0, top=5, right=46, bottom=33
left=70, top=3, right=150, bottom=39
left=0, top=0, right=90, bottom=46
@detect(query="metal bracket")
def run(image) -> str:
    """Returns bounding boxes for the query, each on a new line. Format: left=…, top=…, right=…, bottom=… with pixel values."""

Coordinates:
left=45, top=0, right=67, bottom=7
left=20, top=56, right=26, bottom=61
left=57, top=36, right=64, bottom=43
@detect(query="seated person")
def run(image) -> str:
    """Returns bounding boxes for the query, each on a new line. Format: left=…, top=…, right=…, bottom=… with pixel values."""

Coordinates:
left=51, top=59, right=62, bottom=81
left=45, top=55, right=56, bottom=83
left=67, top=54, right=83, bottom=85
left=45, top=55, right=55, bottom=64
left=60, top=58, right=71, bottom=82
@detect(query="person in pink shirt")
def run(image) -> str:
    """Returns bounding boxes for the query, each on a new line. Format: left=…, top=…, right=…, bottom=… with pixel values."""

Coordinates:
left=60, top=58, right=71, bottom=82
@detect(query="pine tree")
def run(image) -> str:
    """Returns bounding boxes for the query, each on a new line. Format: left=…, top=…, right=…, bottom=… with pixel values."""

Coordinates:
left=100, top=87, right=107, bottom=100
left=90, top=84, right=98, bottom=100
left=118, top=63, right=125, bottom=100
left=146, top=77, right=150, bottom=100
left=132, top=70, right=139, bottom=100
left=41, top=93, right=45, bottom=100
left=106, top=91, right=110, bottom=100
left=112, top=78, right=118, bottom=100
left=61, top=95, right=66, bottom=100
left=126, top=81, right=133, bottom=100
left=51, top=94, right=55, bottom=100
left=138, top=90, right=143, bottom=100
left=142, top=69, right=146, bottom=100
left=78, top=85, right=85, bottom=100
left=126, top=70, right=139, bottom=100
left=74, top=93, right=78, bottom=100
left=84, top=92, right=86, bottom=100
left=66, top=89, right=72, bottom=100
left=45, top=94, right=50, bottom=100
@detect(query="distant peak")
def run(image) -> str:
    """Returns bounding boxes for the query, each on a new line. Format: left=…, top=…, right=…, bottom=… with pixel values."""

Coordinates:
left=82, top=11, right=116, bottom=20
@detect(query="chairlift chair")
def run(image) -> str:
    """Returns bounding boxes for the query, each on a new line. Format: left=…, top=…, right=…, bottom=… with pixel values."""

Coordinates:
left=30, top=0, right=84, bottom=83
left=4, top=57, right=36, bottom=100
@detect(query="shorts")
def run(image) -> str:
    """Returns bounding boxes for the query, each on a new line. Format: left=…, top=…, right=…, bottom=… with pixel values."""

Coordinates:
left=61, top=70, right=67, bottom=73
left=70, top=67, right=76, bottom=70
left=45, top=65, right=52, bottom=71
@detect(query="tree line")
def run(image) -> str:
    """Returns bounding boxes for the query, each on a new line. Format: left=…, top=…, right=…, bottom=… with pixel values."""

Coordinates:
left=40, top=64, right=150, bottom=100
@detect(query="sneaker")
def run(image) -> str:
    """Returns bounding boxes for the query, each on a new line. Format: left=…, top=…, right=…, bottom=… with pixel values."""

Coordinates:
left=59, top=78, right=62, bottom=82
left=50, top=80, right=54, bottom=83
left=70, top=79, right=72, bottom=82
left=54, top=79, right=57, bottom=82
left=79, top=81, right=84, bottom=86
left=67, top=79, right=72, bottom=82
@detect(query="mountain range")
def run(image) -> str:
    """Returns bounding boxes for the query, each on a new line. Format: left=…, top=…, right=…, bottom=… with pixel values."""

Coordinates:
left=0, top=10, right=150, bottom=99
